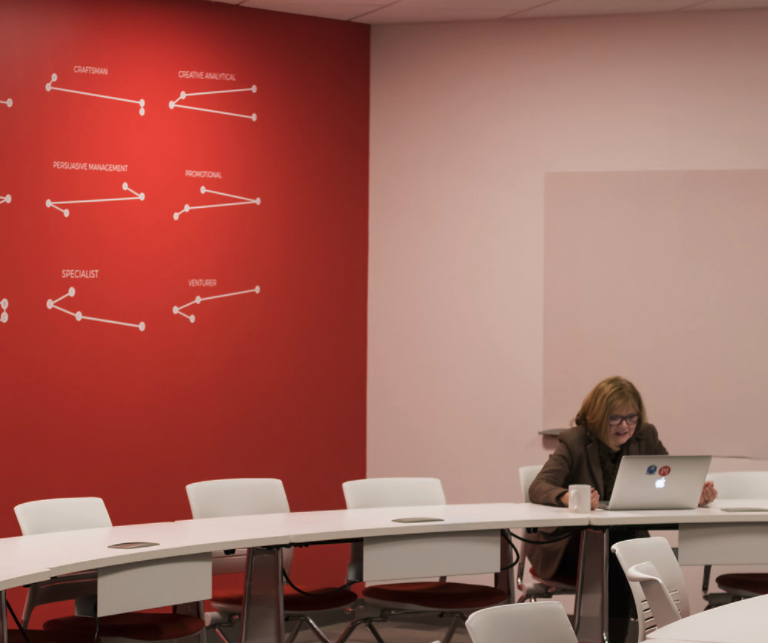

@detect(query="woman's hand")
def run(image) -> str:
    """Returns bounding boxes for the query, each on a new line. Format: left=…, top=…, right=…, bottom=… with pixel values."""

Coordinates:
left=699, top=481, right=718, bottom=506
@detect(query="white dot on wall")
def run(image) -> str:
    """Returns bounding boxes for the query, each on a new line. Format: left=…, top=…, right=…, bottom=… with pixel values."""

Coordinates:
left=46, top=299, right=53, bottom=310
left=1, top=312, right=7, bottom=324
left=75, top=311, right=83, bottom=321
left=1, top=299, right=7, bottom=310
left=189, top=315, right=195, bottom=324
left=69, top=287, right=75, bottom=297
left=254, top=286, right=260, bottom=294
left=139, top=322, right=146, bottom=332
left=200, top=186, right=206, bottom=194
left=173, top=306, right=179, bottom=314
left=6, top=98, right=11, bottom=108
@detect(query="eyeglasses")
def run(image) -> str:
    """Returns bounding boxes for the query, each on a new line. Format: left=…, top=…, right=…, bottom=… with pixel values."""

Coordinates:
left=608, top=413, right=639, bottom=427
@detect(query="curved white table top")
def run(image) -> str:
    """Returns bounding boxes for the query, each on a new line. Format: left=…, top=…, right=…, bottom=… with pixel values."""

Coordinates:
left=0, top=503, right=589, bottom=585
left=648, top=594, right=768, bottom=643
left=588, top=499, right=768, bottom=526
left=0, top=565, right=51, bottom=592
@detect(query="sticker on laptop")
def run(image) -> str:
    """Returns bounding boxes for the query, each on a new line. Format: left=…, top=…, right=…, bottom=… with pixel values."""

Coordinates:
left=659, top=466, right=671, bottom=476
left=646, top=465, right=657, bottom=474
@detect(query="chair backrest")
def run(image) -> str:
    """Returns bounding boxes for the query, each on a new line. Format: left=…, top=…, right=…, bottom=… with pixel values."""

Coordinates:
left=519, top=465, right=543, bottom=503
left=342, top=478, right=446, bottom=509
left=186, top=478, right=290, bottom=518
left=186, top=478, right=293, bottom=574
left=706, top=471, right=768, bottom=499
left=15, top=497, right=112, bottom=535
left=611, top=537, right=689, bottom=640
left=625, top=562, right=682, bottom=631
left=466, top=602, right=578, bottom=643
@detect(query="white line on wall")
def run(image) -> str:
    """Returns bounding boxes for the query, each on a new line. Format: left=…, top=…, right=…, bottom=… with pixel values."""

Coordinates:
left=47, top=288, right=145, bottom=332
left=46, top=74, right=145, bottom=115
left=169, top=86, right=256, bottom=121
left=46, top=183, right=145, bottom=218
left=173, top=286, right=260, bottom=324
left=173, top=185, right=259, bottom=221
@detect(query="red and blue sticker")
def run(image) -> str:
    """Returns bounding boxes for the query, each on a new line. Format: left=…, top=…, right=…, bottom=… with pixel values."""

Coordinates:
left=646, top=464, right=671, bottom=475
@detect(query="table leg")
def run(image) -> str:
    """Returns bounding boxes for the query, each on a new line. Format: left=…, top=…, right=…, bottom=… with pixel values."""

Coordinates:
left=1, top=591, right=6, bottom=643
left=573, top=528, right=610, bottom=643
left=239, top=547, right=285, bottom=643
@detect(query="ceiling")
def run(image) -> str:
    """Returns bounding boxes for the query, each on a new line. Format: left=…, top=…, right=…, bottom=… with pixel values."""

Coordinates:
left=208, top=0, right=768, bottom=24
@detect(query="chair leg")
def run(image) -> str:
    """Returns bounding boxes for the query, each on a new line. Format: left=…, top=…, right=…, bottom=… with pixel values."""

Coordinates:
left=365, top=621, right=387, bottom=643
left=441, top=614, right=464, bottom=643
left=214, top=625, right=234, bottom=643
left=336, top=618, right=365, bottom=643
left=285, top=617, right=305, bottom=643
left=302, top=616, right=332, bottom=643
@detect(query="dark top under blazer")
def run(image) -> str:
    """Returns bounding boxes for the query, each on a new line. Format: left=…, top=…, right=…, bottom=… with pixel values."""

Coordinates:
left=527, top=423, right=668, bottom=580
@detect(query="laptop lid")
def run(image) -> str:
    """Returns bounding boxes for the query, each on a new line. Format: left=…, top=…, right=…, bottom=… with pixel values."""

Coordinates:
left=606, top=455, right=712, bottom=511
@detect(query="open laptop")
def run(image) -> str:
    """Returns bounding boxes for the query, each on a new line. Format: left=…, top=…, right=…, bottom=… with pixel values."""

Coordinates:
left=601, top=455, right=712, bottom=511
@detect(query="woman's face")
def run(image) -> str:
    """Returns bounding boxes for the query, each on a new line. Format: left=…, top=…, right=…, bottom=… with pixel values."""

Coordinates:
left=605, top=403, right=639, bottom=450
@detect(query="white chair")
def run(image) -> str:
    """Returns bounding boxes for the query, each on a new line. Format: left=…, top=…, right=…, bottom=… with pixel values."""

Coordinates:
left=15, top=498, right=111, bottom=629
left=701, top=472, right=768, bottom=606
left=465, top=601, right=578, bottom=643
left=338, top=478, right=510, bottom=643
left=14, top=497, right=205, bottom=643
left=611, top=537, right=689, bottom=640
left=516, top=465, right=578, bottom=602
left=186, top=479, right=356, bottom=643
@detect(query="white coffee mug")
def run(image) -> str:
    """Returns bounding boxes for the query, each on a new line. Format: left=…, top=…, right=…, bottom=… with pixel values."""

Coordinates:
left=568, top=484, right=592, bottom=513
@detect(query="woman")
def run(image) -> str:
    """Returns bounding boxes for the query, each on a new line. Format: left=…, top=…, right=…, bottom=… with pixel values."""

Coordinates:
left=528, top=376, right=716, bottom=642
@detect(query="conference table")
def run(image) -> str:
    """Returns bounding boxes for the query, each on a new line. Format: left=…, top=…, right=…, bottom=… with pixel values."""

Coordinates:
left=576, top=499, right=768, bottom=643
left=0, top=503, right=590, bottom=643
left=646, top=593, right=768, bottom=643
left=0, top=500, right=766, bottom=643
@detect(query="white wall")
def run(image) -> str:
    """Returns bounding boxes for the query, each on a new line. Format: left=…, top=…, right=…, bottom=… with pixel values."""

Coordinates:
left=367, top=10, right=768, bottom=502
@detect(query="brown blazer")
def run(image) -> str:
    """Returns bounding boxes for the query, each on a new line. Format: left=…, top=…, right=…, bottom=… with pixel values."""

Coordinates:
left=526, top=423, right=668, bottom=580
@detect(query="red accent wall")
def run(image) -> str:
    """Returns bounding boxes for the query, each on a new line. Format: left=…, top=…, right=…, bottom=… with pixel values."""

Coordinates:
left=0, top=0, right=368, bottom=614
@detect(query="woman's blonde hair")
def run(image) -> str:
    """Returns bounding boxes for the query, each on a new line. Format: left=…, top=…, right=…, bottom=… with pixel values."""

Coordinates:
left=573, top=376, right=647, bottom=445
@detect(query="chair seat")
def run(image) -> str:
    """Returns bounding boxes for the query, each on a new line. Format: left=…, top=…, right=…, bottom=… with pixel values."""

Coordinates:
left=362, top=582, right=508, bottom=610
left=212, top=586, right=358, bottom=612
left=716, top=573, right=768, bottom=597
left=9, top=632, right=54, bottom=643
left=43, top=613, right=205, bottom=641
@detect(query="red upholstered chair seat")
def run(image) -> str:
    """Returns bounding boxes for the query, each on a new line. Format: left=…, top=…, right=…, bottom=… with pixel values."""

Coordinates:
left=716, top=573, right=768, bottom=596
left=43, top=613, right=204, bottom=641
left=362, top=582, right=508, bottom=610
left=212, top=586, right=358, bottom=612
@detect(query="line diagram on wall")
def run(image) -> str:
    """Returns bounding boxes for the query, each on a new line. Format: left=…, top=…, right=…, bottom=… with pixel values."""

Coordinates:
left=173, top=286, right=260, bottom=323
left=169, top=85, right=256, bottom=121
left=1, top=299, right=8, bottom=324
left=46, top=73, right=145, bottom=115
left=173, top=185, right=259, bottom=221
left=46, top=182, right=144, bottom=218
left=47, top=288, right=145, bottom=332
left=1, top=97, right=11, bottom=108
left=1, top=194, right=10, bottom=205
